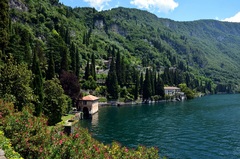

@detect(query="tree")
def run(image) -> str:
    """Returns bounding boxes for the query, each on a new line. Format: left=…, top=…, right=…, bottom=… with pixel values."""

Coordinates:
left=106, top=58, right=119, bottom=99
left=47, top=30, right=69, bottom=74
left=91, top=53, right=96, bottom=80
left=46, top=51, right=55, bottom=80
left=119, top=56, right=126, bottom=86
left=0, top=0, right=9, bottom=55
left=116, top=50, right=121, bottom=84
left=61, top=45, right=69, bottom=71
left=134, top=71, right=140, bottom=100
left=0, top=56, right=34, bottom=111
left=43, top=78, right=69, bottom=125
left=139, top=72, right=143, bottom=96
left=60, top=71, right=80, bottom=106
left=155, top=74, right=165, bottom=97
left=70, top=42, right=76, bottom=73
left=84, top=60, right=90, bottom=80
left=142, top=69, right=152, bottom=102
left=75, top=49, right=80, bottom=78
left=81, top=76, right=97, bottom=90
left=178, top=83, right=195, bottom=99
left=32, top=47, right=44, bottom=116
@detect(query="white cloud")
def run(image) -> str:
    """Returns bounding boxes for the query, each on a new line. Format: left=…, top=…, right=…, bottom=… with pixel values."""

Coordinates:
left=130, top=0, right=178, bottom=13
left=223, top=12, right=240, bottom=23
left=84, top=0, right=111, bottom=10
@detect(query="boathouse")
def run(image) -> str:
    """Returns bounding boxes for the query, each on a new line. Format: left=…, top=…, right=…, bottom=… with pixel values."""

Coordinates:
left=77, top=95, right=99, bottom=118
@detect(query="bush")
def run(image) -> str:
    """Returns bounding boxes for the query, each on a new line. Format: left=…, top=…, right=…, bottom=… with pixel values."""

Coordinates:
left=0, top=131, right=23, bottom=159
left=0, top=100, right=160, bottom=159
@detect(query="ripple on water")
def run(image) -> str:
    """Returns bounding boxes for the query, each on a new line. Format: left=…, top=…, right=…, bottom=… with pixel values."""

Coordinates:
left=80, top=94, right=240, bottom=159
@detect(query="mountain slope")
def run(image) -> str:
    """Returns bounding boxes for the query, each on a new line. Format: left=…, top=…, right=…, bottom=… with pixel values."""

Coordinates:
left=93, top=7, right=240, bottom=86
left=6, top=0, right=240, bottom=92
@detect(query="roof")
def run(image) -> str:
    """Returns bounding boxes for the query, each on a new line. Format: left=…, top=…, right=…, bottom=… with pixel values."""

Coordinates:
left=80, top=95, right=99, bottom=101
left=164, top=87, right=180, bottom=90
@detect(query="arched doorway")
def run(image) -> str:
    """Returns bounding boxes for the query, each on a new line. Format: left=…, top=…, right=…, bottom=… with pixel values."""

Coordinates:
left=83, top=107, right=90, bottom=119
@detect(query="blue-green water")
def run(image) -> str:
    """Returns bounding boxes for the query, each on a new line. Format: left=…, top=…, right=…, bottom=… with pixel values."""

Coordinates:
left=80, top=94, right=240, bottom=158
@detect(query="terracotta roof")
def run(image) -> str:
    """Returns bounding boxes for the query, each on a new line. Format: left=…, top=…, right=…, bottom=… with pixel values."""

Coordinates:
left=164, top=87, right=180, bottom=90
left=81, top=95, right=99, bottom=101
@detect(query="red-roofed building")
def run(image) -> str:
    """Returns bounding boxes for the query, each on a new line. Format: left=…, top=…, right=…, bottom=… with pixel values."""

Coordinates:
left=77, top=95, right=99, bottom=118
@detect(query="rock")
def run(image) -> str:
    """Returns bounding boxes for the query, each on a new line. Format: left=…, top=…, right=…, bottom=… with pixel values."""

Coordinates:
left=0, top=149, right=6, bottom=159
left=0, top=149, right=5, bottom=156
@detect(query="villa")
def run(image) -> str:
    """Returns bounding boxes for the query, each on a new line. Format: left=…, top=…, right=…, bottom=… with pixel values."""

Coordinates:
left=164, top=86, right=185, bottom=101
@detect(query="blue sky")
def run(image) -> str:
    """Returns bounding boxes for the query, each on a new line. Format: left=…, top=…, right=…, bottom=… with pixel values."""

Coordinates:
left=59, top=0, right=240, bottom=22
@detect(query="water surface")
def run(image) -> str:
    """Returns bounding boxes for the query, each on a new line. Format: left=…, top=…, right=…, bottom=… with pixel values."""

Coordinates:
left=80, top=94, right=240, bottom=158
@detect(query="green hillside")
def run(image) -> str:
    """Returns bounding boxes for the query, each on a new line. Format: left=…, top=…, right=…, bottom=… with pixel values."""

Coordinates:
left=2, top=0, right=240, bottom=95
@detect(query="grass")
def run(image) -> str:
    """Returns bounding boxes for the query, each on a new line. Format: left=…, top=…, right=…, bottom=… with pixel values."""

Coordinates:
left=61, top=114, right=75, bottom=123
left=48, top=114, right=75, bottom=130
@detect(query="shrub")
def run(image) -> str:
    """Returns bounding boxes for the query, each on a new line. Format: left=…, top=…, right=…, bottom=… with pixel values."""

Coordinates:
left=0, top=100, right=160, bottom=159
left=0, top=131, right=23, bottom=159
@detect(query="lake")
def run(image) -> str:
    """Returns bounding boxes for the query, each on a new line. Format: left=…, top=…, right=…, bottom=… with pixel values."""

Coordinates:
left=80, top=94, right=240, bottom=159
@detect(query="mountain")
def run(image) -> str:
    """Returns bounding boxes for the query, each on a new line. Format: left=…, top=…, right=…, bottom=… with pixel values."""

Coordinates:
left=4, top=0, right=240, bottom=92
left=95, top=7, right=240, bottom=91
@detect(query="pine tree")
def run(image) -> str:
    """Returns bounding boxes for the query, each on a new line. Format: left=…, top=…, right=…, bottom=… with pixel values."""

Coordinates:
left=32, top=48, right=44, bottom=116
left=106, top=58, right=119, bottom=99
left=0, top=0, right=9, bottom=55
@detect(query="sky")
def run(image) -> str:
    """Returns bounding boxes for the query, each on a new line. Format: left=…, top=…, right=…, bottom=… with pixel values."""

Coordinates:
left=59, top=0, right=240, bottom=22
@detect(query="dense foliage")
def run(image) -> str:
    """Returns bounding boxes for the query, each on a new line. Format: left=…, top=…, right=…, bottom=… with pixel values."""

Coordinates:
left=1, top=0, right=240, bottom=157
left=0, top=100, right=160, bottom=158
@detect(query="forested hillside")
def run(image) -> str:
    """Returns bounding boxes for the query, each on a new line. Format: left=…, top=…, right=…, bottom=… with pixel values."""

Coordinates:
left=1, top=0, right=240, bottom=112
left=2, top=0, right=240, bottom=157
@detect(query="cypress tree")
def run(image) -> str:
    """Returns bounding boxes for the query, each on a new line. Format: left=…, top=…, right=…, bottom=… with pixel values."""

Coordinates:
left=116, top=50, right=121, bottom=85
left=61, top=46, right=69, bottom=71
left=65, top=27, right=70, bottom=45
left=75, top=49, right=80, bottom=78
left=106, top=57, right=119, bottom=99
left=91, top=53, right=96, bottom=80
left=0, top=0, right=9, bottom=55
left=134, top=71, right=140, bottom=100
left=82, top=32, right=86, bottom=45
left=70, top=42, right=76, bottom=73
left=47, top=51, right=55, bottom=80
left=143, top=69, right=152, bottom=102
left=139, top=72, right=143, bottom=95
left=84, top=60, right=90, bottom=80
left=120, top=56, right=126, bottom=86
left=156, top=73, right=165, bottom=97
left=32, top=48, right=44, bottom=116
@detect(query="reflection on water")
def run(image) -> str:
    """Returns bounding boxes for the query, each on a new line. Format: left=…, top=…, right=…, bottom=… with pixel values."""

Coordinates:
left=80, top=94, right=240, bottom=159
left=91, top=112, right=99, bottom=126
